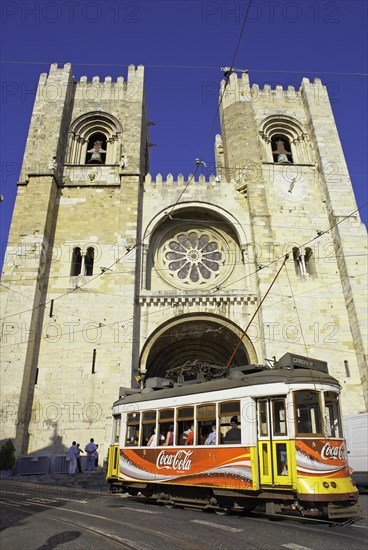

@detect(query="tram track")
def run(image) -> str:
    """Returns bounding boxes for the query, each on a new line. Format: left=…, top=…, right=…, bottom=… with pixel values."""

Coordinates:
left=126, top=493, right=364, bottom=529
left=2, top=498, right=206, bottom=550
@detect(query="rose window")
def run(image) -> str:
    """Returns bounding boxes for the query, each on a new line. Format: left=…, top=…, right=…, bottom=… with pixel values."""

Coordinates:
left=162, top=231, right=225, bottom=286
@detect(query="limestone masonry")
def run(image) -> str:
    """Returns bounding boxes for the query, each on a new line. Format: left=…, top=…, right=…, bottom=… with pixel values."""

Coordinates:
left=1, top=63, right=367, bottom=461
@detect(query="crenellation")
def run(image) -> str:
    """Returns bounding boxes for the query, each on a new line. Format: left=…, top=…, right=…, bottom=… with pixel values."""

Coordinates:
left=145, top=173, right=221, bottom=186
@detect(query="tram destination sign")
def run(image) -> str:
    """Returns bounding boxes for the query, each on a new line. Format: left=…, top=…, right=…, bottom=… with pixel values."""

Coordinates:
left=277, top=353, right=328, bottom=373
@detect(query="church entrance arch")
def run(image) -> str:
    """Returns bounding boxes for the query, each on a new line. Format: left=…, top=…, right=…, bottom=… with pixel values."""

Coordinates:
left=140, top=315, right=257, bottom=379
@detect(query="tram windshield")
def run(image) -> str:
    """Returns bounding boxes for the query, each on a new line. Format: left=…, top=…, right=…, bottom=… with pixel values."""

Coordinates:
left=294, top=390, right=343, bottom=438
left=294, top=390, right=322, bottom=435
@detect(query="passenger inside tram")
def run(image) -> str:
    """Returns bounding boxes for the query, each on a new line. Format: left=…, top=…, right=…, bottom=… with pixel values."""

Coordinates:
left=165, top=425, right=174, bottom=446
left=224, top=416, right=241, bottom=444
left=185, top=425, right=194, bottom=445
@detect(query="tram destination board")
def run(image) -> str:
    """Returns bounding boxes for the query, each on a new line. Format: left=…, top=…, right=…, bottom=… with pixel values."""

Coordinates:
left=277, top=353, right=328, bottom=373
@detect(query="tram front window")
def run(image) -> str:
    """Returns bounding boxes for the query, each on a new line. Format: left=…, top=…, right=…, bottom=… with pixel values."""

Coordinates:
left=294, top=390, right=322, bottom=436
left=324, top=391, right=342, bottom=438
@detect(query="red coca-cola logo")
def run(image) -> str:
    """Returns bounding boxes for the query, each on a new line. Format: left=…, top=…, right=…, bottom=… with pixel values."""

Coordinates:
left=156, top=450, right=193, bottom=471
left=321, top=441, right=347, bottom=461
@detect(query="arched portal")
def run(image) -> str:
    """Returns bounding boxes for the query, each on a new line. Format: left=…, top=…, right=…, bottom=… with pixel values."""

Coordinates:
left=140, top=316, right=258, bottom=379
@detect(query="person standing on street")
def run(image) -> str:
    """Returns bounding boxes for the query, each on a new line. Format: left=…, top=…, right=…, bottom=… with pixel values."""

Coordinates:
left=84, top=438, right=97, bottom=472
left=68, top=441, right=78, bottom=474
left=76, top=443, right=84, bottom=473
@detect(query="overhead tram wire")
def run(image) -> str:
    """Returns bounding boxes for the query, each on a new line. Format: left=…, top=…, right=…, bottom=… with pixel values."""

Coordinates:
left=285, top=263, right=309, bottom=357
left=1, top=200, right=366, bottom=322
left=0, top=0, right=255, bottom=328
left=215, top=201, right=368, bottom=292
left=225, top=254, right=289, bottom=370
left=1, top=6, right=366, bottom=322
left=1, top=60, right=367, bottom=77
left=167, top=0, right=253, bottom=214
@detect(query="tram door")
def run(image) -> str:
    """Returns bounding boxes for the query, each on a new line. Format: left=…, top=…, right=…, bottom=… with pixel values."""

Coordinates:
left=257, top=398, right=292, bottom=486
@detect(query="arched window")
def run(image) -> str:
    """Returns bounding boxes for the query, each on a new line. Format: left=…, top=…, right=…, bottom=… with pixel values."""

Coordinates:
left=66, top=112, right=122, bottom=165
left=86, top=132, right=107, bottom=164
left=271, top=134, right=293, bottom=163
left=259, top=116, right=313, bottom=164
left=71, top=247, right=82, bottom=276
left=293, top=247, right=316, bottom=277
left=70, top=247, right=95, bottom=277
left=84, top=247, right=95, bottom=276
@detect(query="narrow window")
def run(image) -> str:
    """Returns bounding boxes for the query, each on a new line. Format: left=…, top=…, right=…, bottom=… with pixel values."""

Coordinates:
left=113, top=414, right=121, bottom=444
left=125, top=412, right=140, bottom=446
left=344, top=360, right=351, bottom=377
left=293, top=247, right=306, bottom=276
left=86, top=132, right=107, bottom=164
left=197, top=404, right=216, bottom=445
left=71, top=247, right=82, bottom=276
left=177, top=407, right=194, bottom=445
left=220, top=401, right=241, bottom=444
left=159, top=409, right=175, bottom=446
left=272, top=399, right=287, bottom=436
left=84, top=247, right=94, bottom=276
left=142, top=411, right=158, bottom=446
left=271, top=134, right=293, bottom=163
left=258, top=400, right=269, bottom=437
left=293, top=247, right=316, bottom=277
left=323, top=392, right=342, bottom=438
left=91, top=349, right=96, bottom=374
left=305, top=247, right=316, bottom=277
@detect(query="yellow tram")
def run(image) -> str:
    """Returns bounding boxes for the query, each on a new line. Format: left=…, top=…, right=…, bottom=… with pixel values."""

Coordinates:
left=106, top=354, right=361, bottom=520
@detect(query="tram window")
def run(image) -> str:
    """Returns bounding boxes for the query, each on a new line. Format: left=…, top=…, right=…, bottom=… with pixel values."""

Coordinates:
left=177, top=407, right=194, bottom=445
left=258, top=401, right=268, bottom=437
left=142, top=410, right=157, bottom=446
left=113, top=415, right=121, bottom=444
left=125, top=412, right=140, bottom=446
left=197, top=404, right=216, bottom=445
left=220, top=401, right=241, bottom=444
left=294, top=391, right=322, bottom=435
left=159, top=409, right=175, bottom=445
left=276, top=443, right=288, bottom=476
left=273, top=399, right=287, bottom=436
left=324, top=392, right=342, bottom=438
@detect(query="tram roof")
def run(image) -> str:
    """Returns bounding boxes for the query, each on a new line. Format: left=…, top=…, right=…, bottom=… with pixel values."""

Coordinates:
left=113, top=368, right=340, bottom=407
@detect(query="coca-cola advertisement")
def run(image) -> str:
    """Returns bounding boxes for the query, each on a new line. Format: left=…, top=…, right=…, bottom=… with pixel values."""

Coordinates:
left=118, top=447, right=253, bottom=489
left=296, top=439, right=349, bottom=478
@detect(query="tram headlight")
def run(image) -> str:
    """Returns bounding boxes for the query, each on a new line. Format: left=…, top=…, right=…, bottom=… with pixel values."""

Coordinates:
left=331, top=482, right=337, bottom=488
left=323, top=482, right=329, bottom=488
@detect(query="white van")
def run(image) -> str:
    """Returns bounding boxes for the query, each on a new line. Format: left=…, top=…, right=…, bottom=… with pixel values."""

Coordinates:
left=343, top=413, right=368, bottom=489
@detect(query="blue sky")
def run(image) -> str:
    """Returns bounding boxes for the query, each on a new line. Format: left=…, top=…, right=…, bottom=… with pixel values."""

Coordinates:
left=0, top=0, right=367, bottom=268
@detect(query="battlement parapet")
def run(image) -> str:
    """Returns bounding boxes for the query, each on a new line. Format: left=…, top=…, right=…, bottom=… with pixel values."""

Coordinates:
left=144, top=173, right=222, bottom=186
left=38, top=63, right=144, bottom=97
left=221, top=74, right=328, bottom=106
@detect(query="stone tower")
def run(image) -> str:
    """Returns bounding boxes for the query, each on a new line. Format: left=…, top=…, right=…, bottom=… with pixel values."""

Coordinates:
left=1, top=64, right=367, bottom=461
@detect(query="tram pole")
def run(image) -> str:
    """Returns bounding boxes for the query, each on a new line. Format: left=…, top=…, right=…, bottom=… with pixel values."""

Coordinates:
left=225, top=254, right=289, bottom=370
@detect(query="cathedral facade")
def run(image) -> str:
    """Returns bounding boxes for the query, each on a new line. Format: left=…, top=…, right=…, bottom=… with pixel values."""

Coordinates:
left=1, top=63, right=367, bottom=460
